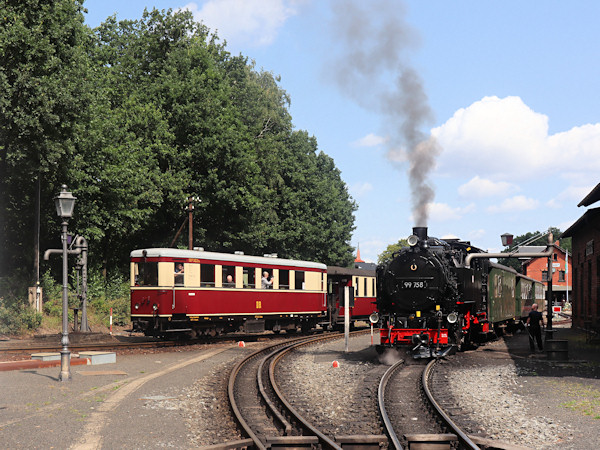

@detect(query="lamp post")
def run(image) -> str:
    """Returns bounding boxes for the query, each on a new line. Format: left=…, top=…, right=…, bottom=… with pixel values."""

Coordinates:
left=54, top=185, right=76, bottom=382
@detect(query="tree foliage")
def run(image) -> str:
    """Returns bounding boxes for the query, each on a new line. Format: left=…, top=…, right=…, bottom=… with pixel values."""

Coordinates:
left=378, top=239, right=409, bottom=265
left=0, top=5, right=357, bottom=301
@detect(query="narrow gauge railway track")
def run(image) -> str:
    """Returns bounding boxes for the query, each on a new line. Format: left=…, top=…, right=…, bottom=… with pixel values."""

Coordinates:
left=0, top=329, right=340, bottom=357
left=229, top=331, right=386, bottom=449
left=379, top=356, right=485, bottom=450
left=422, top=359, right=480, bottom=450
left=379, top=356, right=449, bottom=449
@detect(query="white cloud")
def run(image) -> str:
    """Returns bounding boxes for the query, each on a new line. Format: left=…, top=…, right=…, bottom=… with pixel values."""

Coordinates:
left=350, top=181, right=373, bottom=198
left=352, top=133, right=387, bottom=147
left=486, top=195, right=539, bottom=214
left=458, top=176, right=519, bottom=198
left=427, top=202, right=475, bottom=221
left=546, top=185, right=594, bottom=209
left=468, top=229, right=486, bottom=241
left=432, top=96, right=600, bottom=180
left=180, top=0, right=299, bottom=47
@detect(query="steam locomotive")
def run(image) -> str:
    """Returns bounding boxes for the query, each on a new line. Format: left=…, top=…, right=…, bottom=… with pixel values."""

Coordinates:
left=375, top=227, right=543, bottom=358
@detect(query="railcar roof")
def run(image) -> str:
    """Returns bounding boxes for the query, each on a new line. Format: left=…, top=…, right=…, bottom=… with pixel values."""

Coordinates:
left=327, top=265, right=376, bottom=276
left=489, top=261, right=518, bottom=274
left=130, top=248, right=327, bottom=270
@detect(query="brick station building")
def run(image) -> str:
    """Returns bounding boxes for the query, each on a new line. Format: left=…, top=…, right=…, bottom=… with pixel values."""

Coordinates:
left=519, top=243, right=572, bottom=307
left=563, top=182, right=600, bottom=329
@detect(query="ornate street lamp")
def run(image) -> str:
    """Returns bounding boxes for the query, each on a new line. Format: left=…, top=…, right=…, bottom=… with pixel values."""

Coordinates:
left=54, top=185, right=76, bottom=381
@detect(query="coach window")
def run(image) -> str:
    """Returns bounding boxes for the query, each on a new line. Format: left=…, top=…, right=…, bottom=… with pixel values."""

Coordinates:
left=222, top=265, right=236, bottom=287
left=134, top=262, right=158, bottom=286
left=364, top=278, right=367, bottom=296
left=261, top=269, right=274, bottom=289
left=243, top=267, right=255, bottom=288
left=201, top=264, right=215, bottom=287
left=295, top=271, right=305, bottom=290
left=174, top=262, right=185, bottom=286
left=372, top=278, right=376, bottom=297
left=279, top=269, right=290, bottom=289
left=354, top=277, right=359, bottom=297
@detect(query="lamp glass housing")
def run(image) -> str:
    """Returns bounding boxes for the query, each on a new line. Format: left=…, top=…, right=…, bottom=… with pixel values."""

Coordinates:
left=54, top=185, right=77, bottom=219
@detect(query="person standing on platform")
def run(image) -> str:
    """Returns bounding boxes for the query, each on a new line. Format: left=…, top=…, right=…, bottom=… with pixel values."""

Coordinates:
left=526, top=303, right=544, bottom=352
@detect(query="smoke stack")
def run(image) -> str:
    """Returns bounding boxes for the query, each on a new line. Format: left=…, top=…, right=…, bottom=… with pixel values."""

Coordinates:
left=413, top=227, right=428, bottom=241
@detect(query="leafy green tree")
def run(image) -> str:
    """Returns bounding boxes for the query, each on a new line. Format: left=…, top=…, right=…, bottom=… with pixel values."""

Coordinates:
left=0, top=0, right=92, bottom=284
left=87, top=8, right=356, bottom=267
left=378, top=239, right=409, bottom=265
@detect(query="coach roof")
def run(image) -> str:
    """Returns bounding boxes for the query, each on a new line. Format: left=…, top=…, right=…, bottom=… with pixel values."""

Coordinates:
left=130, top=248, right=327, bottom=270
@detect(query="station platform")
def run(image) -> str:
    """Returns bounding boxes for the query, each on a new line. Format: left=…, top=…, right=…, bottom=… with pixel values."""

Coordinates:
left=0, top=340, right=247, bottom=448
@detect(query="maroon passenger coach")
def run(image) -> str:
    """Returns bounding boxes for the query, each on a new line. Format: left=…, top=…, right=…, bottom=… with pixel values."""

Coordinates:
left=130, top=248, right=328, bottom=337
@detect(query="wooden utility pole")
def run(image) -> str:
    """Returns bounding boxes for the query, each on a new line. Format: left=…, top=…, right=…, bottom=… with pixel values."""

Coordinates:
left=188, top=196, right=194, bottom=250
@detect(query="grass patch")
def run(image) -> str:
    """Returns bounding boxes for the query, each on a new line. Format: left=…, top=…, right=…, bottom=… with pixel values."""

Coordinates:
left=556, top=381, right=600, bottom=419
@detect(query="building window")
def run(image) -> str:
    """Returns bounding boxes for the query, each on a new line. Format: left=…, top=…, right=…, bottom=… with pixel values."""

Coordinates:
left=586, top=240, right=594, bottom=257
left=553, top=253, right=558, bottom=261
left=541, top=270, right=548, bottom=282
left=558, top=271, right=565, bottom=282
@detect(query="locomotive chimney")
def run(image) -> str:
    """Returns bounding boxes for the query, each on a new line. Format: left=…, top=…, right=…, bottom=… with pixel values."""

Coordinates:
left=413, top=227, right=428, bottom=241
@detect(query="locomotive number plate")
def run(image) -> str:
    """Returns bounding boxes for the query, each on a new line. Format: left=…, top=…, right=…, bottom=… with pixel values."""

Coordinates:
left=401, top=281, right=428, bottom=289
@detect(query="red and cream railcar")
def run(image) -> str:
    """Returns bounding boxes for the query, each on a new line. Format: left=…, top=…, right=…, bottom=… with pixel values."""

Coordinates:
left=130, top=248, right=328, bottom=337
left=326, top=266, right=377, bottom=328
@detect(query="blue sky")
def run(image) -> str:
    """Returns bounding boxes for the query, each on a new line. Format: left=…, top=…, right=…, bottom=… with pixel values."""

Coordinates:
left=84, top=0, right=600, bottom=262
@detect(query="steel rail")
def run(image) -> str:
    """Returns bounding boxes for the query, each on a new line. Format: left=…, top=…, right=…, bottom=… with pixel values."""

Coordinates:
left=227, top=335, right=319, bottom=449
left=422, top=359, right=480, bottom=450
left=377, top=359, right=405, bottom=450
left=256, top=347, right=294, bottom=435
left=228, top=345, right=273, bottom=450
left=267, top=330, right=371, bottom=450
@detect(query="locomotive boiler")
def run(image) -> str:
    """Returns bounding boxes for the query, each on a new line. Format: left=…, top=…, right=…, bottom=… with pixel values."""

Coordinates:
left=376, top=227, right=490, bottom=358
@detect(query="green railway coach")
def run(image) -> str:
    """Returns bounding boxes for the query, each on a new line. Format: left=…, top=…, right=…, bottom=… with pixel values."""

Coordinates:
left=487, top=262, right=517, bottom=324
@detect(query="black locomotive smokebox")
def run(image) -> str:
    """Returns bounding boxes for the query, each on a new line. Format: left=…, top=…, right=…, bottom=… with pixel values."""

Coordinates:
left=413, top=227, right=428, bottom=241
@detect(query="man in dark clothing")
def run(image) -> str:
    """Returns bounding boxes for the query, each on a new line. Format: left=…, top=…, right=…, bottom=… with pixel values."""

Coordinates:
left=526, top=303, right=544, bottom=352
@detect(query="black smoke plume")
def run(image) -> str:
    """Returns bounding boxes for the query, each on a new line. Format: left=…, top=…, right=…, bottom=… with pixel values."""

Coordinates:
left=327, top=0, right=440, bottom=226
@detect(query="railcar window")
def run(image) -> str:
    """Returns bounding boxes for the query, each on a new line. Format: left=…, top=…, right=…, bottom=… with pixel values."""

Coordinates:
left=364, top=278, right=367, bottom=296
left=279, top=270, right=290, bottom=289
left=201, top=264, right=215, bottom=287
left=174, top=263, right=185, bottom=286
left=134, top=262, right=158, bottom=286
left=372, top=278, right=376, bottom=296
left=295, top=271, right=305, bottom=290
left=354, top=277, right=358, bottom=297
left=261, top=269, right=274, bottom=289
left=222, top=265, right=236, bottom=287
left=243, top=267, right=255, bottom=288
